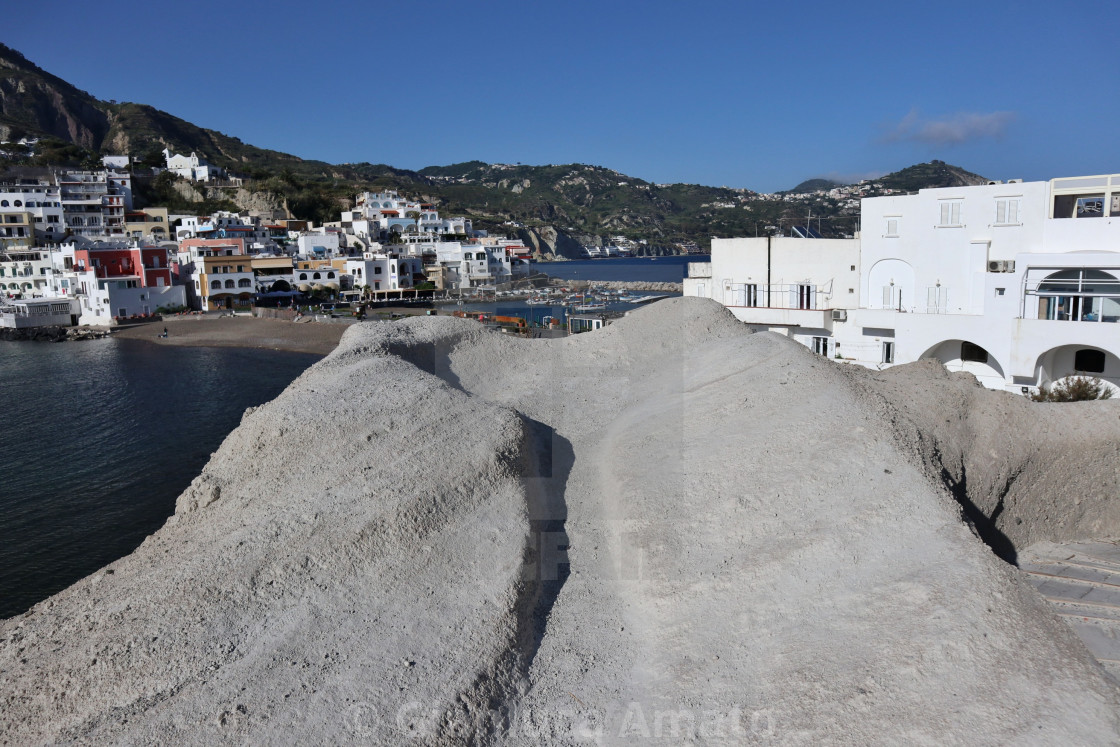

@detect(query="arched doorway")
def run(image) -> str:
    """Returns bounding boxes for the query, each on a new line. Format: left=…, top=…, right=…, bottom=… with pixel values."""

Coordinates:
left=920, top=340, right=1006, bottom=387
left=1034, top=345, right=1120, bottom=390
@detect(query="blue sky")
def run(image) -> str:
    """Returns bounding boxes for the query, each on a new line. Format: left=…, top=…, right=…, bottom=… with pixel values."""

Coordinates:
left=5, top=1, right=1117, bottom=192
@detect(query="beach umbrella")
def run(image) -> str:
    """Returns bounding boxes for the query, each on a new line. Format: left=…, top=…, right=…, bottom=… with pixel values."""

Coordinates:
left=298, top=283, right=311, bottom=292
left=325, top=282, right=339, bottom=290
left=312, top=283, right=325, bottom=291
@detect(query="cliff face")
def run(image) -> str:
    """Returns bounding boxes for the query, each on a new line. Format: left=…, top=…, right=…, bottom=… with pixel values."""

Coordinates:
left=0, top=45, right=110, bottom=148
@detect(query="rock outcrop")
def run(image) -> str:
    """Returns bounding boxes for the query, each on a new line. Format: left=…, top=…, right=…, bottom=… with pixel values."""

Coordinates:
left=3, top=298, right=1119, bottom=744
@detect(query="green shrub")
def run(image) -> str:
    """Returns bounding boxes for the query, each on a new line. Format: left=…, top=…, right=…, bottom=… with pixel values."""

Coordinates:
left=1031, top=376, right=1115, bottom=402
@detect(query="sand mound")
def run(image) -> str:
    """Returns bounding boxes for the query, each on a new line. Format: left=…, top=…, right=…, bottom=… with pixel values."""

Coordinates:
left=3, top=297, right=1119, bottom=744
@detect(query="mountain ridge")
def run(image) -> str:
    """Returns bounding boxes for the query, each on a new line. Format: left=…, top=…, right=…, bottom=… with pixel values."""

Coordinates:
left=0, top=43, right=988, bottom=252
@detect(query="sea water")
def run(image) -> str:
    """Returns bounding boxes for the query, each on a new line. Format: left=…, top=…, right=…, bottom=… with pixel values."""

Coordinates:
left=0, top=339, right=320, bottom=619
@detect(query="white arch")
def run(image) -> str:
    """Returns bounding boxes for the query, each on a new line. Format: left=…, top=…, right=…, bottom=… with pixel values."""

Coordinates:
left=867, top=258, right=915, bottom=311
left=920, top=339, right=1006, bottom=386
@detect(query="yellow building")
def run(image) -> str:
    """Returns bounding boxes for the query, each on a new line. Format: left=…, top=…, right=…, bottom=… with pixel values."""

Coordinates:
left=124, top=208, right=171, bottom=241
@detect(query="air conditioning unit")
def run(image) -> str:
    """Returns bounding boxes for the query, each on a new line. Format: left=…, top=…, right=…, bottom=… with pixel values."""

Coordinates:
left=987, top=260, right=1017, bottom=273
left=831, top=309, right=848, bottom=322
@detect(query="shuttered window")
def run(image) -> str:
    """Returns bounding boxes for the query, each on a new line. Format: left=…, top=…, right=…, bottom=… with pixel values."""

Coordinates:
left=995, top=198, right=1020, bottom=225
left=939, top=200, right=962, bottom=226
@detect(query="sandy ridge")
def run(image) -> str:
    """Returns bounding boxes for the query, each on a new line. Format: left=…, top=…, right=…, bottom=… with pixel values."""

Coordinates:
left=3, top=298, right=1119, bottom=744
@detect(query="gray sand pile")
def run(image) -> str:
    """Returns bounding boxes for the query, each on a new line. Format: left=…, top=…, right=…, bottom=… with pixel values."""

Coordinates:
left=3, top=297, right=1120, bottom=744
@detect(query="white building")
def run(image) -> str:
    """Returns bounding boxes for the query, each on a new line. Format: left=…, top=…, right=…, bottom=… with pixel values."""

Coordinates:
left=163, top=150, right=224, bottom=182
left=0, top=181, right=64, bottom=243
left=0, top=247, right=55, bottom=298
left=686, top=174, right=1120, bottom=393
left=297, top=232, right=341, bottom=258
left=0, top=297, right=76, bottom=328
left=433, top=242, right=517, bottom=289
left=58, top=170, right=132, bottom=238
left=344, top=252, right=423, bottom=293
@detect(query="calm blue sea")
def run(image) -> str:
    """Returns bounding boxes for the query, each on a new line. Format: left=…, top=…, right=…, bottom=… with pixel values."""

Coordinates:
left=444, top=255, right=702, bottom=322
left=0, top=339, right=320, bottom=619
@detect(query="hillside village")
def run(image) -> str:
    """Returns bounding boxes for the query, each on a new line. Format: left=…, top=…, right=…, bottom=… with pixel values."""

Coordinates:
left=0, top=150, right=545, bottom=326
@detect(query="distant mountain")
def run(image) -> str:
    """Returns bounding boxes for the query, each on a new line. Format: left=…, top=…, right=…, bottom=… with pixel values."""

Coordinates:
left=788, top=178, right=841, bottom=193
left=0, top=43, right=991, bottom=253
left=877, top=160, right=988, bottom=191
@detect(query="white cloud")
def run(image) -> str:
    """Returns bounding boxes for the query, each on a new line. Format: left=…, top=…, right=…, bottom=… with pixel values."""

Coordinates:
left=883, top=109, right=1016, bottom=145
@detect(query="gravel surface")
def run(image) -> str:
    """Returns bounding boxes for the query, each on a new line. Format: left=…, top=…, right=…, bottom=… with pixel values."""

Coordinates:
left=3, top=297, right=1119, bottom=744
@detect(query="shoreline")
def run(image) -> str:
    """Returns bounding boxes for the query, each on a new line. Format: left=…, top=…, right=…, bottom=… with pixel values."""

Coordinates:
left=109, top=315, right=351, bottom=356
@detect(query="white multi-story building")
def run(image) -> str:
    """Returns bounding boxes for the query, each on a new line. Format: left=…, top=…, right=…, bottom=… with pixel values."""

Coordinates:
left=0, top=247, right=55, bottom=298
left=344, top=251, right=423, bottom=293
left=0, top=181, right=64, bottom=243
left=58, top=170, right=132, bottom=238
left=432, top=242, right=518, bottom=289
left=686, top=173, right=1120, bottom=393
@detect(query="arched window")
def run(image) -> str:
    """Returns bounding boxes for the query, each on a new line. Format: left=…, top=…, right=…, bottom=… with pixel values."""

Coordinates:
left=13, top=200, right=21, bottom=207
left=327, top=272, right=334, bottom=279
left=238, top=278, right=251, bottom=288
left=211, top=280, right=221, bottom=289
left=961, top=341, right=989, bottom=363
left=313, top=272, right=321, bottom=279
left=0, top=201, right=7, bottom=207
left=299, top=273, right=307, bottom=280
left=224, top=279, right=235, bottom=289
left=1075, top=349, right=1106, bottom=373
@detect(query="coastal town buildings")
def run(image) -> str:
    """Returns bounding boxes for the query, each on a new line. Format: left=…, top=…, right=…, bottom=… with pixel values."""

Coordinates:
left=176, top=238, right=253, bottom=311
left=53, top=239, right=184, bottom=324
left=686, top=173, right=1120, bottom=393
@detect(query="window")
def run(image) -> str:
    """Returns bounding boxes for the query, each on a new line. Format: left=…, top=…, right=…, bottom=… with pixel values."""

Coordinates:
left=811, top=336, right=829, bottom=356
left=1077, top=196, right=1105, bottom=218
left=938, top=200, right=963, bottom=227
left=882, top=341, right=895, bottom=364
left=795, top=284, right=815, bottom=310
left=995, top=198, right=1020, bottom=225
left=885, top=217, right=899, bottom=237
left=225, top=279, right=235, bottom=289
left=375, top=266, right=382, bottom=275
left=1075, top=349, right=1106, bottom=373
left=960, top=341, right=988, bottom=363
left=211, top=280, right=221, bottom=289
